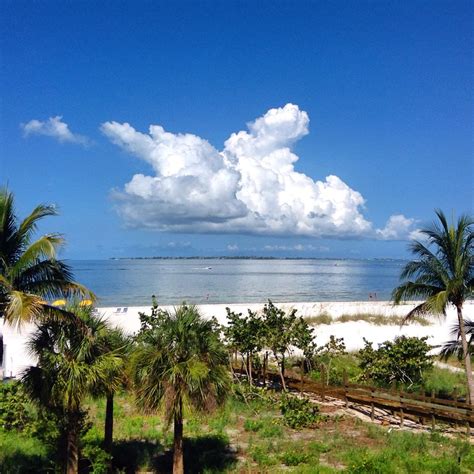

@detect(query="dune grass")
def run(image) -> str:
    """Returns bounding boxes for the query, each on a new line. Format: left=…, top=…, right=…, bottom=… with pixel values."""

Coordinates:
left=305, top=312, right=431, bottom=326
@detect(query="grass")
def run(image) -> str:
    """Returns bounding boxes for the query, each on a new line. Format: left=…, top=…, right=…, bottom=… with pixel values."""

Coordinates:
left=84, top=389, right=474, bottom=472
left=0, top=428, right=50, bottom=473
left=305, top=312, right=431, bottom=326
left=423, top=366, right=467, bottom=398
left=1, top=385, right=472, bottom=472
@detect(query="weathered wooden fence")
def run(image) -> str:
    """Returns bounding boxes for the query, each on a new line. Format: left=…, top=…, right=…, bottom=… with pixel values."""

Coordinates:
left=233, top=367, right=474, bottom=433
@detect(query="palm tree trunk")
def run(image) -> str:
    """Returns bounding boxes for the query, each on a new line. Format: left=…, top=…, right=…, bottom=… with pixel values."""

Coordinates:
left=457, top=305, right=474, bottom=405
left=173, top=399, right=184, bottom=474
left=104, top=393, right=114, bottom=455
left=66, top=412, right=79, bottom=474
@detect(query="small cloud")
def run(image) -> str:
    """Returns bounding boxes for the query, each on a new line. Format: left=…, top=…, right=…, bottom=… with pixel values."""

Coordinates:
left=408, top=229, right=424, bottom=241
left=376, top=214, right=417, bottom=240
left=227, top=244, right=239, bottom=251
left=21, top=116, right=89, bottom=146
left=263, top=243, right=329, bottom=252
left=166, top=241, right=191, bottom=249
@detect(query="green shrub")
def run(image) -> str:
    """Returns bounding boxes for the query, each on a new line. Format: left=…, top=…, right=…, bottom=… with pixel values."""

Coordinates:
left=280, top=395, right=320, bottom=429
left=280, top=450, right=312, bottom=466
left=358, top=336, right=433, bottom=387
left=244, top=419, right=264, bottom=432
left=249, top=445, right=277, bottom=466
left=82, top=443, right=111, bottom=474
left=0, top=381, right=36, bottom=432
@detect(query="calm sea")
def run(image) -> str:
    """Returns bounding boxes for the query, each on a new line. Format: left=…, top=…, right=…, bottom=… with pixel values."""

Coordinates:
left=70, top=259, right=406, bottom=307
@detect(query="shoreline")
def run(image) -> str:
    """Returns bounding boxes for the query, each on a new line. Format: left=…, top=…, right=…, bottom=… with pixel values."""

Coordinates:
left=2, top=301, right=473, bottom=379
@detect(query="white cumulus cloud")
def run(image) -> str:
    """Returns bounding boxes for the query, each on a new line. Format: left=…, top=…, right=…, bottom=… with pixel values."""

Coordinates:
left=376, top=214, right=418, bottom=240
left=21, top=116, right=89, bottom=145
left=102, top=104, right=412, bottom=240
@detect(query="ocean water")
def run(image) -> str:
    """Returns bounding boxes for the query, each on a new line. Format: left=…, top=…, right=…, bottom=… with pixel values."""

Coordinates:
left=70, top=259, right=406, bottom=307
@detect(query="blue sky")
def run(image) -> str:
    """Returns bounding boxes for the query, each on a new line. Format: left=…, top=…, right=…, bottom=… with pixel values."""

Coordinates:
left=1, top=1, right=472, bottom=259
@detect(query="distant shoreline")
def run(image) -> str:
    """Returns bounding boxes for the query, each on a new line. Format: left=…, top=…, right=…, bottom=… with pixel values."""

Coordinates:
left=108, top=256, right=408, bottom=261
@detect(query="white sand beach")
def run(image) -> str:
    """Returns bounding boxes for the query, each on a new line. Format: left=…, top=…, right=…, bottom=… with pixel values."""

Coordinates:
left=2, top=300, right=473, bottom=379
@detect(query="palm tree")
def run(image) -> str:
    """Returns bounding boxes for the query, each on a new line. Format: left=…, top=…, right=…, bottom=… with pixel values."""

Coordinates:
left=22, top=305, right=123, bottom=474
left=439, top=319, right=474, bottom=361
left=95, top=327, right=131, bottom=456
left=0, top=188, right=92, bottom=327
left=132, top=304, right=231, bottom=474
left=393, top=210, right=474, bottom=404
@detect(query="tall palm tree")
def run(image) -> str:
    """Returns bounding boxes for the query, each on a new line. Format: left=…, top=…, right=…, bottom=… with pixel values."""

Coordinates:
left=0, top=188, right=92, bottom=327
left=393, top=210, right=474, bottom=404
left=132, top=304, right=231, bottom=474
left=22, top=305, right=123, bottom=474
left=94, top=326, right=131, bottom=456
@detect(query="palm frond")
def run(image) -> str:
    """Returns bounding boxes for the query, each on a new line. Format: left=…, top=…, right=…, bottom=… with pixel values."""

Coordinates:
left=10, top=235, right=65, bottom=279
left=16, top=203, right=58, bottom=245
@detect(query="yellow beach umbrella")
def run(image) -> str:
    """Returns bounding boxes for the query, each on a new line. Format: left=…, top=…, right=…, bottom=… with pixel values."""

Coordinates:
left=52, top=299, right=66, bottom=307
left=79, top=299, right=93, bottom=307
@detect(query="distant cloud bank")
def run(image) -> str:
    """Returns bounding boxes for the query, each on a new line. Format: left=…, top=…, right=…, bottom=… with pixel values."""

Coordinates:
left=21, top=116, right=89, bottom=146
left=102, top=104, right=418, bottom=240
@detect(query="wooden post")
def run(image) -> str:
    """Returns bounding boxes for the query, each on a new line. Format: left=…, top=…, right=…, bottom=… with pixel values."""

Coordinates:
left=343, top=369, right=349, bottom=408
left=420, top=392, right=425, bottom=425
left=431, top=390, right=436, bottom=430
left=399, top=390, right=404, bottom=427
left=467, top=404, right=472, bottom=436
left=371, top=388, right=375, bottom=421
left=321, top=366, right=326, bottom=402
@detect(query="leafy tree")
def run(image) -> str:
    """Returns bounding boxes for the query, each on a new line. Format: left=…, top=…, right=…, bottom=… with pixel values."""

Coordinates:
left=224, top=308, right=263, bottom=384
left=392, top=210, right=474, bottom=403
left=358, top=336, right=433, bottom=387
left=131, top=304, right=231, bottom=474
left=0, top=188, right=93, bottom=327
left=136, top=294, right=168, bottom=337
left=313, top=335, right=347, bottom=384
left=21, top=305, right=123, bottom=474
left=261, top=301, right=315, bottom=390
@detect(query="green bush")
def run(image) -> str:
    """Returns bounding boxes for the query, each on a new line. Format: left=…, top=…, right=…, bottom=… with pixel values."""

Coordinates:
left=82, top=443, right=111, bottom=474
left=280, top=395, right=320, bottom=429
left=244, top=419, right=264, bottom=432
left=358, top=336, right=433, bottom=387
left=0, top=381, right=36, bottom=432
left=280, top=450, right=312, bottom=466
